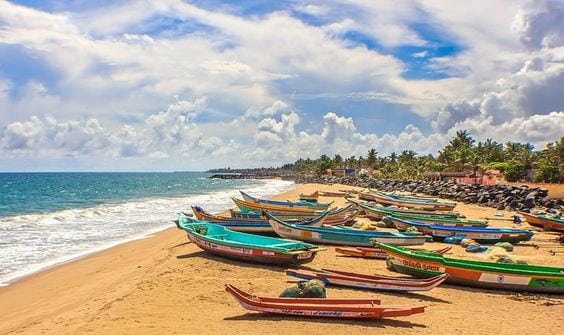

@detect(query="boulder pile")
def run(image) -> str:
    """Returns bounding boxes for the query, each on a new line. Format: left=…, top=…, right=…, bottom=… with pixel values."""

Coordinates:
left=288, top=175, right=563, bottom=211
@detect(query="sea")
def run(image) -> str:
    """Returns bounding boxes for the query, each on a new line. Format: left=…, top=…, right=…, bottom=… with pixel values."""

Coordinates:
left=0, top=172, right=295, bottom=286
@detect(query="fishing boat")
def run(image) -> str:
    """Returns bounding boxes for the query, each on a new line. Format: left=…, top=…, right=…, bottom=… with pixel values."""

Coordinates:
left=191, top=206, right=328, bottom=233
left=265, top=212, right=428, bottom=246
left=233, top=197, right=331, bottom=214
left=381, top=213, right=488, bottom=227
left=335, top=246, right=452, bottom=259
left=349, top=200, right=473, bottom=225
left=358, top=190, right=456, bottom=211
left=379, top=243, right=564, bottom=294
left=299, top=191, right=319, bottom=202
left=176, top=214, right=324, bottom=265
left=318, top=190, right=353, bottom=197
left=240, top=191, right=333, bottom=209
left=518, top=211, right=564, bottom=232
left=388, top=216, right=533, bottom=244
left=285, top=268, right=449, bottom=292
left=378, top=191, right=440, bottom=202
left=229, top=204, right=358, bottom=226
left=225, top=284, right=426, bottom=319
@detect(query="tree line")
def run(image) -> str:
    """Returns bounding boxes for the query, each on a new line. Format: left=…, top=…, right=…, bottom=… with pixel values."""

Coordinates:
left=281, top=130, right=564, bottom=183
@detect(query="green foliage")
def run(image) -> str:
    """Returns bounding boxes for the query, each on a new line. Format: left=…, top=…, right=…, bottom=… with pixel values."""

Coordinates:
left=503, top=162, right=526, bottom=182
left=285, top=133, right=563, bottom=183
left=484, top=162, right=509, bottom=172
left=534, top=164, right=559, bottom=183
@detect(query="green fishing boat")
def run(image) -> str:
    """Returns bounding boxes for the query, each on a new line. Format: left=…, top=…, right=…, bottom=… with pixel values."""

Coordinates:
left=349, top=199, right=464, bottom=221
left=379, top=243, right=564, bottom=294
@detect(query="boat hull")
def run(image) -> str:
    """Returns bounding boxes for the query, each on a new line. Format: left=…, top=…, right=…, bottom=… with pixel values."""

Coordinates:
left=390, top=217, right=533, bottom=244
left=267, top=213, right=427, bottom=247
left=335, top=246, right=452, bottom=259
left=519, top=211, right=564, bottom=232
left=380, top=243, right=564, bottom=294
left=186, top=233, right=316, bottom=265
left=226, top=284, right=426, bottom=319
left=286, top=268, right=448, bottom=292
left=359, top=191, right=456, bottom=211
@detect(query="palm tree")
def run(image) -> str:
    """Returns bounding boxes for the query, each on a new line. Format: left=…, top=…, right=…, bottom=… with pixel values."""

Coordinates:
left=333, top=154, right=343, bottom=168
left=366, top=149, right=377, bottom=168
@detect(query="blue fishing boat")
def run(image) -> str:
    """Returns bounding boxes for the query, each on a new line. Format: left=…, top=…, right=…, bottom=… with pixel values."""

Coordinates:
left=175, top=213, right=324, bottom=265
left=388, top=216, right=534, bottom=244
left=265, top=212, right=428, bottom=246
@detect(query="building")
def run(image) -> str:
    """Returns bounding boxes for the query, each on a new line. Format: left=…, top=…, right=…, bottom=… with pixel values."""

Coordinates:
left=423, top=170, right=499, bottom=185
left=326, top=168, right=356, bottom=177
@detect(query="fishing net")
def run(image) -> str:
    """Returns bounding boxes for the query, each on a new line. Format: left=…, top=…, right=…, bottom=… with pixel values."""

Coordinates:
left=405, top=226, right=419, bottom=233
left=465, top=244, right=488, bottom=253
left=279, top=279, right=326, bottom=298
left=460, top=238, right=477, bottom=247
left=494, top=242, right=514, bottom=252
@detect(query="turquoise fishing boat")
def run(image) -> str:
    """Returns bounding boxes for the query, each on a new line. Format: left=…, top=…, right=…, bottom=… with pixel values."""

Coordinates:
left=176, top=213, right=324, bottom=265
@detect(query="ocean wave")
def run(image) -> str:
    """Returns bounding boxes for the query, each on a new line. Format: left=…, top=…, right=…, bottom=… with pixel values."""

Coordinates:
left=0, top=178, right=294, bottom=286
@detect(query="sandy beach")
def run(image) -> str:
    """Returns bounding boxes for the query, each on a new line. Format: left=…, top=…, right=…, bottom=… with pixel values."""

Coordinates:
left=0, top=183, right=562, bottom=335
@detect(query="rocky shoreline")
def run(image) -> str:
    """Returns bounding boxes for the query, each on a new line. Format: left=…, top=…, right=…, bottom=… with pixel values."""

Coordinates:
left=288, top=175, right=564, bottom=212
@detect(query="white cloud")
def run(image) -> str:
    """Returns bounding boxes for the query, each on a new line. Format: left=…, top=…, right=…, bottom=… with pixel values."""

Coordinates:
left=512, top=0, right=564, bottom=50
left=0, top=0, right=563, bottom=171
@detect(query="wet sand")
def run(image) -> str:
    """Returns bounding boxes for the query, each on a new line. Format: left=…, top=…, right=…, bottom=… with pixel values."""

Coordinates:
left=0, top=183, right=562, bottom=335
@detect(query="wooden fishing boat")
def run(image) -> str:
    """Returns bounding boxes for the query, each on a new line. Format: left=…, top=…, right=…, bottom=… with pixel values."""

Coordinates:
left=191, top=206, right=328, bottom=233
left=335, top=246, right=452, bottom=259
left=299, top=191, right=319, bottom=202
left=225, top=284, right=426, bottom=319
left=240, top=191, right=332, bottom=210
left=349, top=200, right=471, bottom=224
left=265, top=212, right=428, bottom=246
left=381, top=213, right=488, bottom=227
left=358, top=190, right=456, bottom=211
left=388, top=216, right=533, bottom=244
left=191, top=206, right=272, bottom=233
left=285, top=268, right=448, bottom=292
left=229, top=204, right=358, bottom=225
left=318, top=190, right=353, bottom=197
left=519, top=211, right=564, bottom=232
left=176, top=214, right=324, bottom=265
left=233, top=197, right=332, bottom=214
left=378, top=191, right=440, bottom=202
left=379, top=243, right=564, bottom=294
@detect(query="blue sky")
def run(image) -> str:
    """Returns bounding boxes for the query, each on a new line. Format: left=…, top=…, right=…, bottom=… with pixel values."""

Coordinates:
left=0, top=0, right=563, bottom=171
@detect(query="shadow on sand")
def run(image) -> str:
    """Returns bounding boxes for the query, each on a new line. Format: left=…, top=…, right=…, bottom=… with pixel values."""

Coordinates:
left=176, top=250, right=289, bottom=272
left=224, top=313, right=427, bottom=328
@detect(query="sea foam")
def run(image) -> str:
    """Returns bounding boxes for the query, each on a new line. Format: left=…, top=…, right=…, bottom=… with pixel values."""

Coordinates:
left=0, top=179, right=294, bottom=286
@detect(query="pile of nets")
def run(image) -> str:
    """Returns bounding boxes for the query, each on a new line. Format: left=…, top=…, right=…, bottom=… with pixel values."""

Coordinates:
left=405, top=226, right=419, bottom=233
left=352, top=221, right=378, bottom=230
left=494, top=242, right=514, bottom=252
left=279, top=279, right=327, bottom=298
left=459, top=238, right=489, bottom=252
left=495, top=255, right=528, bottom=265
left=444, top=235, right=465, bottom=244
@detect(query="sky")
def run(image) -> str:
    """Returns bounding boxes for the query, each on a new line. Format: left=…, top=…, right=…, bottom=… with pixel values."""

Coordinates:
left=0, top=0, right=563, bottom=171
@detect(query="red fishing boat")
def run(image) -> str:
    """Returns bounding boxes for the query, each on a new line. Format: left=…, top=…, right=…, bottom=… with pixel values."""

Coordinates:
left=519, top=211, right=564, bottom=232
left=335, top=246, right=452, bottom=259
left=225, top=284, right=426, bottom=319
left=285, top=268, right=448, bottom=292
